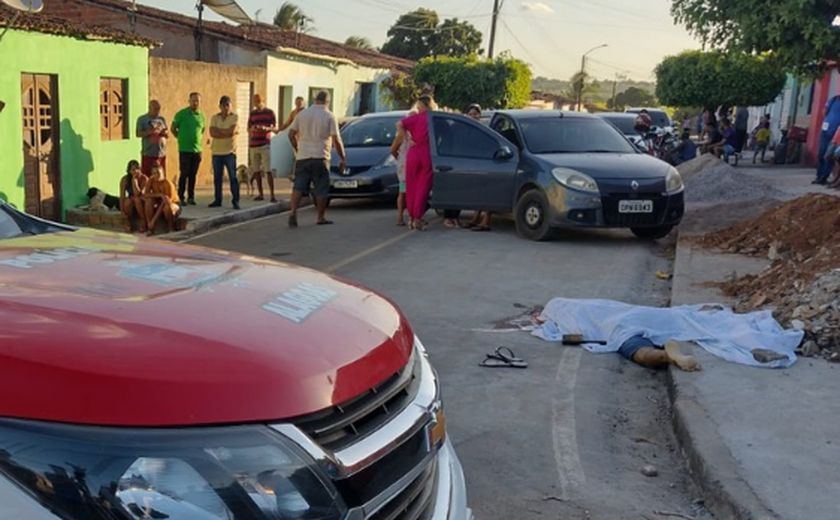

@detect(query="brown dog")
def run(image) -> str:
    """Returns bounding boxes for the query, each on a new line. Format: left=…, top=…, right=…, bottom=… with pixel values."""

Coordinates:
left=237, top=165, right=253, bottom=196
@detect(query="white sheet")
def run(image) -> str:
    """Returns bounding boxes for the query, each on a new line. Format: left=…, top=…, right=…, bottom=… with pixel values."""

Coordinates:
left=532, top=298, right=803, bottom=368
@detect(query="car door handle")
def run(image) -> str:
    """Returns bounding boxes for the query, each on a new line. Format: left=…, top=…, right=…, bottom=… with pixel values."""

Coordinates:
left=436, top=165, right=453, bottom=172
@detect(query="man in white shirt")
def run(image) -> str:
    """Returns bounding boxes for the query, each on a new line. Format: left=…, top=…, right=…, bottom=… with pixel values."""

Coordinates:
left=287, top=91, right=346, bottom=227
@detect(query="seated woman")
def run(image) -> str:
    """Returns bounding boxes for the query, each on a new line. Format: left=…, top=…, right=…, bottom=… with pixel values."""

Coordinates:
left=143, top=162, right=181, bottom=234
left=120, top=159, right=148, bottom=233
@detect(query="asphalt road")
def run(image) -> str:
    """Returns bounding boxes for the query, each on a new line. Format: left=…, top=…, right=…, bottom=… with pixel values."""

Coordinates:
left=188, top=200, right=712, bottom=520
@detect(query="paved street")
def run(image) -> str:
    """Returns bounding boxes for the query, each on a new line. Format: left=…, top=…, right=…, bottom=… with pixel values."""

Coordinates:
left=189, top=201, right=710, bottom=519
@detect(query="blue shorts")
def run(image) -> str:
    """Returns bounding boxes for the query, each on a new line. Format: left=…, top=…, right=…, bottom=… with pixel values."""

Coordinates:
left=618, top=335, right=660, bottom=360
left=293, top=159, right=330, bottom=198
left=723, top=144, right=736, bottom=156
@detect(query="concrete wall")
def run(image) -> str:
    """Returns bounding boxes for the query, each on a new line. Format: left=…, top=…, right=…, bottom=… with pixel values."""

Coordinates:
left=263, top=54, right=391, bottom=176
left=0, top=28, right=147, bottom=217
left=149, top=57, right=266, bottom=186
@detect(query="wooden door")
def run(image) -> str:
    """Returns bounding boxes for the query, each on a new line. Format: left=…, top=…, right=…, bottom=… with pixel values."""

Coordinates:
left=21, top=74, right=61, bottom=221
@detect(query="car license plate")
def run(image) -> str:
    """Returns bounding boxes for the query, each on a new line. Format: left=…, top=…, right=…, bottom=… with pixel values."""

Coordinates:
left=618, top=200, right=653, bottom=213
left=333, top=180, right=358, bottom=189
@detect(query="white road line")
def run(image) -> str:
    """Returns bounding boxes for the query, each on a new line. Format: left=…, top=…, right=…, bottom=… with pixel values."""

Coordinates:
left=552, top=347, right=586, bottom=500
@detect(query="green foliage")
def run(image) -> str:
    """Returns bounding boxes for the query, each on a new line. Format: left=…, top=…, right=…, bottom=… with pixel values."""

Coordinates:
left=273, top=2, right=314, bottom=32
left=532, top=76, right=656, bottom=106
left=381, top=9, right=483, bottom=61
left=412, top=54, right=532, bottom=110
left=379, top=71, right=423, bottom=109
left=344, top=36, right=375, bottom=51
left=612, top=86, right=658, bottom=110
left=655, top=50, right=786, bottom=109
left=671, top=0, right=840, bottom=76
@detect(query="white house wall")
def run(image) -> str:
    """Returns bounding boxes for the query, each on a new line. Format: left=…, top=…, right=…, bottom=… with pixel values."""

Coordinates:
left=265, top=54, right=392, bottom=176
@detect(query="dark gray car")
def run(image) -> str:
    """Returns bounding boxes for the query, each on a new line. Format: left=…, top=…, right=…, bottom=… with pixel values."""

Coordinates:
left=427, top=110, right=685, bottom=241
left=328, top=111, right=407, bottom=201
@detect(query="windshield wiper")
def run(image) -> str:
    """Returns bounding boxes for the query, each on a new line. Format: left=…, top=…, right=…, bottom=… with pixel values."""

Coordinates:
left=582, top=149, right=621, bottom=153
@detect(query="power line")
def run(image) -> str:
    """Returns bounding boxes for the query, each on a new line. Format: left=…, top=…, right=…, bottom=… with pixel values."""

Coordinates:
left=499, top=17, right=553, bottom=75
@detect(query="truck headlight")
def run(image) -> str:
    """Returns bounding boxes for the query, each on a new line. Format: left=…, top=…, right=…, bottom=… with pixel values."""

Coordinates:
left=666, top=167, right=684, bottom=193
left=0, top=418, right=346, bottom=520
left=551, top=167, right=599, bottom=194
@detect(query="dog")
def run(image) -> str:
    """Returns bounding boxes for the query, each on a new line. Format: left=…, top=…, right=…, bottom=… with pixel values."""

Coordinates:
left=83, top=188, right=120, bottom=212
left=237, top=164, right=254, bottom=196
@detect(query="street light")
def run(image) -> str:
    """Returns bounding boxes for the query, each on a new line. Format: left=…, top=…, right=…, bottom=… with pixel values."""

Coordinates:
left=576, top=43, right=608, bottom=112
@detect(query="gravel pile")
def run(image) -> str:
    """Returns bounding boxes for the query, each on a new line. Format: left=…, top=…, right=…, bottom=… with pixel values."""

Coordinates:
left=677, top=155, right=784, bottom=203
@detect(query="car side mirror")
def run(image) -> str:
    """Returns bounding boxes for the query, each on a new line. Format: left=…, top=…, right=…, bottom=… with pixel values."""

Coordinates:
left=494, top=145, right=514, bottom=160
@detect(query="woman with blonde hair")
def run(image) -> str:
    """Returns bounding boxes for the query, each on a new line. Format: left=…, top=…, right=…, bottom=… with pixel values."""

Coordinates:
left=397, top=95, right=437, bottom=230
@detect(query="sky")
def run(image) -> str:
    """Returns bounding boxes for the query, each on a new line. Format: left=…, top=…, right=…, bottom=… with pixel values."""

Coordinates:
left=137, top=0, right=703, bottom=81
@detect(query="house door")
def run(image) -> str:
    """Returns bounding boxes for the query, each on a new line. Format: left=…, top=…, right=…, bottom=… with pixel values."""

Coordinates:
left=21, top=73, right=60, bottom=221
left=235, top=81, right=253, bottom=167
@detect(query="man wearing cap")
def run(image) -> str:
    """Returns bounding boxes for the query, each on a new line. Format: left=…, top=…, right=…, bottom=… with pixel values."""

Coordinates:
left=171, top=92, right=206, bottom=205
left=287, top=90, right=346, bottom=227
left=247, top=94, right=278, bottom=202
left=209, top=95, right=240, bottom=209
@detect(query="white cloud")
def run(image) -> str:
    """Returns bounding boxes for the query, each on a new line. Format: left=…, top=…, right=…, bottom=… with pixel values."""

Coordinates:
left=521, top=2, right=554, bottom=14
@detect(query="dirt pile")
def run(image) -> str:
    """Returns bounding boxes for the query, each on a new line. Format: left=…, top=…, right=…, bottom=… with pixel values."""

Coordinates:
left=677, top=155, right=784, bottom=203
left=696, top=193, right=840, bottom=357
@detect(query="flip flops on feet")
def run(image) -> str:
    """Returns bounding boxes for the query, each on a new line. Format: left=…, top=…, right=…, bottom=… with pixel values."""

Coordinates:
left=479, top=346, right=528, bottom=368
left=317, top=219, right=334, bottom=225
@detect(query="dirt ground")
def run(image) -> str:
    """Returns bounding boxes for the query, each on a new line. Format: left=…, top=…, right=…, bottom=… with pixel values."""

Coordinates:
left=684, top=192, right=840, bottom=358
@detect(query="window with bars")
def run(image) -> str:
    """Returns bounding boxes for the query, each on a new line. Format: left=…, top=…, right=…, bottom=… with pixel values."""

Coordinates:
left=100, top=78, right=128, bottom=140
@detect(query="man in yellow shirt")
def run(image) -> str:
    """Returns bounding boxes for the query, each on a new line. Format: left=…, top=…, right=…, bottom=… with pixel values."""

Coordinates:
left=209, top=95, right=240, bottom=209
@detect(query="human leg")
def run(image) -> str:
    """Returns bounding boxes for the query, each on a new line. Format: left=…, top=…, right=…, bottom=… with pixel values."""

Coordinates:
left=210, top=155, right=224, bottom=206
left=133, top=197, right=147, bottom=232
left=619, top=335, right=700, bottom=371
left=311, top=160, right=331, bottom=223
left=396, top=184, right=406, bottom=226
left=187, top=153, right=201, bottom=203
left=224, top=154, right=239, bottom=207
left=289, top=160, right=312, bottom=226
left=121, top=199, right=135, bottom=232
left=815, top=130, right=832, bottom=182
left=178, top=152, right=190, bottom=201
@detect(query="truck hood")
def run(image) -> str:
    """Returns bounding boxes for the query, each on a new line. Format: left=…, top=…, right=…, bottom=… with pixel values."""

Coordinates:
left=537, top=152, right=671, bottom=179
left=0, top=230, right=414, bottom=427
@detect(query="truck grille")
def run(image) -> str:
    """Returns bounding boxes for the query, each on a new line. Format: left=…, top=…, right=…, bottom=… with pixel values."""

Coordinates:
left=289, top=353, right=420, bottom=451
left=368, top=459, right=438, bottom=520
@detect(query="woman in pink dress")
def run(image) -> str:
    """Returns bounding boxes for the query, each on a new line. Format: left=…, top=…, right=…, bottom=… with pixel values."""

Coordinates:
left=399, top=95, right=436, bottom=230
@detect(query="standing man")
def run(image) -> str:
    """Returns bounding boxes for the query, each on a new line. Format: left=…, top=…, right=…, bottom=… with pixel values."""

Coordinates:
left=734, top=106, right=749, bottom=153
left=815, top=93, right=840, bottom=185
left=247, top=94, right=278, bottom=203
left=171, top=92, right=206, bottom=205
left=287, top=90, right=346, bottom=227
left=136, top=100, right=168, bottom=177
left=209, top=95, right=240, bottom=209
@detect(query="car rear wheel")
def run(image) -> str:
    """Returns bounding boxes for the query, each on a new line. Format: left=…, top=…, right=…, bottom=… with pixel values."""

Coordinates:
left=515, top=189, right=553, bottom=241
left=631, top=225, right=673, bottom=240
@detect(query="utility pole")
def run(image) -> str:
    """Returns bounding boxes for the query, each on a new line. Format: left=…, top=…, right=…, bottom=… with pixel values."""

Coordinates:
left=610, top=79, right=617, bottom=110
left=576, top=44, right=607, bottom=111
left=488, top=0, right=501, bottom=59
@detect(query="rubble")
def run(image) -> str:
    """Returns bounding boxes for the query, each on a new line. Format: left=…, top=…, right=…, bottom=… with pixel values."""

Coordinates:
left=694, top=193, right=840, bottom=358
left=676, top=155, right=784, bottom=203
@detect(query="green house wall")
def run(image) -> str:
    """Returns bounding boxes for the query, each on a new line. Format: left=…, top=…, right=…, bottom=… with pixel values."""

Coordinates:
left=0, top=28, right=148, bottom=218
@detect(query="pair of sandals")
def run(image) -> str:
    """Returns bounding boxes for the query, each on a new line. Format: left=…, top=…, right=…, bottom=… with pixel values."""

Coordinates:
left=479, top=347, right=528, bottom=368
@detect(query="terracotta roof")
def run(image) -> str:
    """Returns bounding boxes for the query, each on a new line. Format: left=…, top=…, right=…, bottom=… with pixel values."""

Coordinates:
left=57, top=0, right=414, bottom=70
left=0, top=4, right=158, bottom=47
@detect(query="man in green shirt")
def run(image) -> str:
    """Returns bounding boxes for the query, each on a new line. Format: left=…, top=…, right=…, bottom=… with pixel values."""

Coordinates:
left=171, top=92, right=206, bottom=205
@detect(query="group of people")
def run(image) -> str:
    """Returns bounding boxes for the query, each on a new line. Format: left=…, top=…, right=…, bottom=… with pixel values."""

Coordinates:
left=390, top=99, right=491, bottom=231
left=121, top=91, right=316, bottom=233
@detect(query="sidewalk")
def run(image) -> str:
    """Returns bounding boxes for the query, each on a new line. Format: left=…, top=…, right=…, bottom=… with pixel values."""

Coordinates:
left=165, top=177, right=297, bottom=239
left=668, top=166, right=840, bottom=520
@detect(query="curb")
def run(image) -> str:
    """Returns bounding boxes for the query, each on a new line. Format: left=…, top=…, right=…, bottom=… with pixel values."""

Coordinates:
left=667, top=232, right=780, bottom=520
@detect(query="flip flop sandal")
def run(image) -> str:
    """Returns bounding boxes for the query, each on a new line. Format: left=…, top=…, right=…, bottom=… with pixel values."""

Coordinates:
left=479, top=347, right=528, bottom=368
left=316, top=219, right=334, bottom=225
left=471, top=225, right=491, bottom=232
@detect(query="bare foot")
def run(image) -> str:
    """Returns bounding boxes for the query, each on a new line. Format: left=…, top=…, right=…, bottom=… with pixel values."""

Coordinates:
left=664, top=340, right=701, bottom=371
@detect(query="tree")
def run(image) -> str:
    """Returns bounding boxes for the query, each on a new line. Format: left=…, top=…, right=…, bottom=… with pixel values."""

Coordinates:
left=412, top=54, right=532, bottom=110
left=345, top=36, right=375, bottom=51
left=431, top=18, right=483, bottom=57
left=381, top=8, right=439, bottom=61
left=670, top=0, right=840, bottom=76
left=381, top=9, right=483, bottom=61
left=567, top=71, right=600, bottom=109
left=273, top=2, right=313, bottom=33
left=380, top=71, right=423, bottom=109
left=613, top=87, right=657, bottom=110
left=655, top=50, right=786, bottom=109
